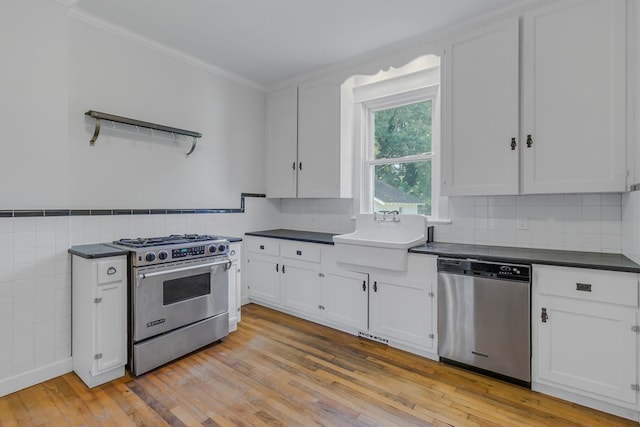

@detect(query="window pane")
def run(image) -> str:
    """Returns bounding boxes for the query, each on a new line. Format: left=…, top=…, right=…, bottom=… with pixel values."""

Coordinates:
left=374, top=101, right=432, bottom=159
left=374, top=161, right=431, bottom=216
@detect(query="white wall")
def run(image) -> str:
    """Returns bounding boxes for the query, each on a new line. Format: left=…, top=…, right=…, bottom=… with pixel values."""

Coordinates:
left=67, top=18, right=266, bottom=208
left=0, top=1, right=70, bottom=208
left=0, top=0, right=275, bottom=396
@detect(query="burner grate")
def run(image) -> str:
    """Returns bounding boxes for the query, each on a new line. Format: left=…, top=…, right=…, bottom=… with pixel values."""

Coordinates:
left=114, top=234, right=221, bottom=248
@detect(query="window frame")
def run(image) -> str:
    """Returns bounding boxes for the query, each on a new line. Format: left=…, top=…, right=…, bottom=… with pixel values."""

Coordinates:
left=355, top=71, right=441, bottom=217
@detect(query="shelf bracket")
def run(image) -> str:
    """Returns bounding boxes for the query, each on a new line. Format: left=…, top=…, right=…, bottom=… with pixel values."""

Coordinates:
left=85, top=110, right=202, bottom=156
left=89, top=117, right=101, bottom=146
left=185, top=137, right=197, bottom=156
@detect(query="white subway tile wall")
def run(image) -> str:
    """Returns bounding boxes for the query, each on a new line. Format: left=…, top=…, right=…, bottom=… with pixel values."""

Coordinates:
left=0, top=197, right=280, bottom=386
left=436, top=194, right=622, bottom=253
left=279, top=198, right=355, bottom=234
left=281, top=194, right=623, bottom=254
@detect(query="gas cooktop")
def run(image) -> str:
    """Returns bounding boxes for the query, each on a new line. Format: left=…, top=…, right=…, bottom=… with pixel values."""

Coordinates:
left=113, top=234, right=223, bottom=248
left=111, top=234, right=230, bottom=267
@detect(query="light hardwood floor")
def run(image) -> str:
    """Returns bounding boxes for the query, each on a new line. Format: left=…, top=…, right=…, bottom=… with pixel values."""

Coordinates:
left=0, top=303, right=637, bottom=426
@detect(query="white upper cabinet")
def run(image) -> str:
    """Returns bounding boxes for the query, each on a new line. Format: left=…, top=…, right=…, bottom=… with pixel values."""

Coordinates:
left=266, top=87, right=298, bottom=198
left=266, top=80, right=351, bottom=198
left=298, top=81, right=343, bottom=197
left=442, top=0, right=627, bottom=196
left=442, top=18, right=520, bottom=196
left=521, top=0, right=626, bottom=194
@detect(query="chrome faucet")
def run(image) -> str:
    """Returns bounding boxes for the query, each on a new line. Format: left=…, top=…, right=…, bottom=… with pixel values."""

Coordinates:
left=374, top=210, right=400, bottom=222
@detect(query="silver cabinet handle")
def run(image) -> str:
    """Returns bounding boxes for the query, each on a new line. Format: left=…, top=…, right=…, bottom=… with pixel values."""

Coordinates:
left=107, top=266, right=117, bottom=275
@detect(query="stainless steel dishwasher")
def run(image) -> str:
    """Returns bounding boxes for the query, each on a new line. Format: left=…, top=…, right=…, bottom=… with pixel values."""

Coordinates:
left=437, top=257, right=531, bottom=386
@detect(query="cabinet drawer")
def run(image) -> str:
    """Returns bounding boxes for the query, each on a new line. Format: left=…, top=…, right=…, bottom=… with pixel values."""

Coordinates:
left=246, top=238, right=279, bottom=256
left=281, top=241, right=320, bottom=263
left=97, top=258, right=125, bottom=285
left=535, top=265, right=638, bottom=307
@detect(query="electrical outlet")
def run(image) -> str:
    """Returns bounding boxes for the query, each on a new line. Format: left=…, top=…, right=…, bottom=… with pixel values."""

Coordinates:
left=517, top=217, right=529, bottom=230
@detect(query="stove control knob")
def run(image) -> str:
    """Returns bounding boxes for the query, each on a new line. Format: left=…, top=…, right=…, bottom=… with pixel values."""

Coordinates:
left=145, top=252, right=156, bottom=262
left=208, top=245, right=217, bottom=254
left=218, top=244, right=227, bottom=253
left=158, top=250, right=168, bottom=260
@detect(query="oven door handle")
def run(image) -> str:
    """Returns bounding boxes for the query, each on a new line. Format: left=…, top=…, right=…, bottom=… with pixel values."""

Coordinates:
left=136, top=259, right=231, bottom=287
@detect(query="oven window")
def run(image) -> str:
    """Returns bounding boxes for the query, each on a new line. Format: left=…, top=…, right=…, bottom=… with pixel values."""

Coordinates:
left=163, top=272, right=211, bottom=305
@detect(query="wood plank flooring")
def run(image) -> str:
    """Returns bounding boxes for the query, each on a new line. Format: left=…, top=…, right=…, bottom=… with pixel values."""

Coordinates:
left=1, top=303, right=637, bottom=426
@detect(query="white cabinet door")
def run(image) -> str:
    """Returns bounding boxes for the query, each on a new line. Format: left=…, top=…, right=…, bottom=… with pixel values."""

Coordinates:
left=535, top=294, right=638, bottom=406
left=266, top=87, right=298, bottom=198
left=280, top=259, right=321, bottom=317
left=441, top=17, right=519, bottom=196
left=298, top=81, right=342, bottom=198
left=246, top=253, right=280, bottom=305
left=321, top=269, right=368, bottom=332
left=522, top=0, right=626, bottom=193
left=93, top=278, right=127, bottom=374
left=369, top=275, right=435, bottom=351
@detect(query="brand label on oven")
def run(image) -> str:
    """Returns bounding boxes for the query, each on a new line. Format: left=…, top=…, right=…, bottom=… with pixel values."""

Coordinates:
left=147, top=318, right=166, bottom=328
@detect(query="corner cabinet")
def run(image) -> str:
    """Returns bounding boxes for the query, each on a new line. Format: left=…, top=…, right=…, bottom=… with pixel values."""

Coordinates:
left=532, top=264, right=640, bottom=418
left=265, top=80, right=351, bottom=198
left=71, top=254, right=127, bottom=388
left=442, top=0, right=627, bottom=196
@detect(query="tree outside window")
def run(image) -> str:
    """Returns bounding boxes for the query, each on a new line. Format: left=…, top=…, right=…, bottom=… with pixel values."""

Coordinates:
left=369, top=100, right=434, bottom=215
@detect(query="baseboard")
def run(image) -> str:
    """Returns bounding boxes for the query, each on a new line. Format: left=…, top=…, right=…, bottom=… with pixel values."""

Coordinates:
left=0, top=358, right=73, bottom=397
left=532, top=382, right=640, bottom=422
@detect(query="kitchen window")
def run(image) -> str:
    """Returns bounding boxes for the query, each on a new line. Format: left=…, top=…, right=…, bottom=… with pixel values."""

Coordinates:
left=354, top=66, right=441, bottom=217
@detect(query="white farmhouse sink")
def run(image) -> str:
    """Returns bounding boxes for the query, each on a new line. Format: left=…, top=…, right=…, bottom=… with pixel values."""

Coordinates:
left=333, top=213, right=427, bottom=271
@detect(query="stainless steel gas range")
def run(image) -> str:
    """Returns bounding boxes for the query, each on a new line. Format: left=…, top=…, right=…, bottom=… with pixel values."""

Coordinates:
left=110, top=234, right=231, bottom=375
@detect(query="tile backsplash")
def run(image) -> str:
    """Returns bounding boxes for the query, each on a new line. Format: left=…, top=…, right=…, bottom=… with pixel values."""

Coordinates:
left=0, top=197, right=279, bottom=393
left=436, top=194, right=622, bottom=253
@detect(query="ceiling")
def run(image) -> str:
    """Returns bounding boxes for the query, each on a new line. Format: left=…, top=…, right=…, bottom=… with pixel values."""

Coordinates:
left=73, top=0, right=523, bottom=88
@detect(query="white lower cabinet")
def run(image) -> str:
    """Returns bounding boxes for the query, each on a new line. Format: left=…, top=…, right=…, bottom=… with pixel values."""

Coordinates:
left=245, top=237, right=322, bottom=319
left=369, top=273, right=435, bottom=353
left=532, top=264, right=640, bottom=419
left=228, top=242, right=242, bottom=332
left=321, top=268, right=368, bottom=332
left=281, top=259, right=321, bottom=315
left=245, top=236, right=437, bottom=359
left=72, top=254, right=127, bottom=388
left=246, top=252, right=281, bottom=305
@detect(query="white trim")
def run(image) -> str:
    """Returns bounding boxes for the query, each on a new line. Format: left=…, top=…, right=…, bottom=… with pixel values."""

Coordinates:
left=266, top=0, right=551, bottom=91
left=0, top=358, right=73, bottom=397
left=354, top=68, right=440, bottom=104
left=357, top=72, right=441, bottom=218
left=532, top=382, right=640, bottom=422
left=67, top=8, right=265, bottom=92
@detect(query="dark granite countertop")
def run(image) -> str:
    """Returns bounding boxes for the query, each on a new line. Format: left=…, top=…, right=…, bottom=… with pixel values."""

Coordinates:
left=244, top=229, right=640, bottom=273
left=69, top=244, right=129, bottom=259
left=409, top=242, right=640, bottom=273
left=245, top=229, right=337, bottom=245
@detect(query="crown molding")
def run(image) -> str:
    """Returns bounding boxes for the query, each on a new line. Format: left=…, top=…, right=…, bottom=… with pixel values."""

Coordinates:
left=266, top=0, right=552, bottom=92
left=67, top=8, right=265, bottom=92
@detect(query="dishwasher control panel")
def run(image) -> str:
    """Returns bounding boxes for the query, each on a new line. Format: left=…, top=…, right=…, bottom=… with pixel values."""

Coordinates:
left=437, top=257, right=531, bottom=282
